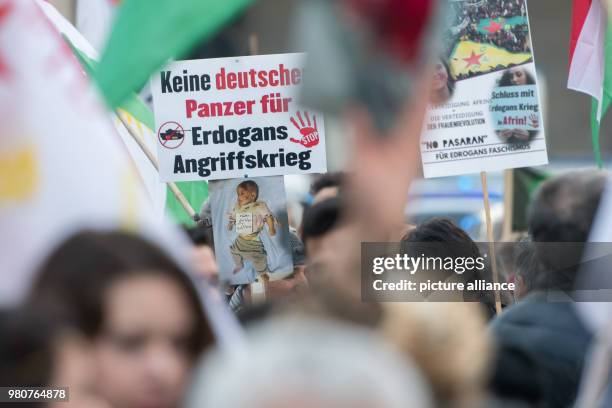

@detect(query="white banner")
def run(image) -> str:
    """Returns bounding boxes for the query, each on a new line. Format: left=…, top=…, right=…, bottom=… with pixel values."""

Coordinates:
left=421, top=0, right=548, bottom=178
left=151, top=53, right=327, bottom=182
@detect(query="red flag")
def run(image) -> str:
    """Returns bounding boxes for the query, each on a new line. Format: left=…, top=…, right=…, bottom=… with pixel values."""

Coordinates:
left=569, top=0, right=593, bottom=63
left=345, top=0, right=435, bottom=63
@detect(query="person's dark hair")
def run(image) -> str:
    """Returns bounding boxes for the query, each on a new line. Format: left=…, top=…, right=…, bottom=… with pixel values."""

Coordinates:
left=237, top=180, right=259, bottom=200
left=301, top=196, right=343, bottom=253
left=528, top=170, right=607, bottom=291
left=401, top=217, right=474, bottom=247
left=529, top=170, right=607, bottom=243
left=498, top=66, right=535, bottom=87
left=309, top=172, right=345, bottom=197
left=0, top=306, right=62, bottom=391
left=401, top=218, right=498, bottom=318
left=28, top=230, right=214, bottom=357
left=513, top=237, right=539, bottom=294
left=184, top=225, right=213, bottom=247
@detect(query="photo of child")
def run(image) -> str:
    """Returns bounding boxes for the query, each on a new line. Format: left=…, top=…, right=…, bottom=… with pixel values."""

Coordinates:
left=228, top=180, right=276, bottom=277
left=210, top=176, right=293, bottom=285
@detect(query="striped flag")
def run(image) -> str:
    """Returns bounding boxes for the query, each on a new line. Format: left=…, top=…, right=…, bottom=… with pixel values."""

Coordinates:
left=38, top=0, right=166, bottom=216
left=95, top=0, right=254, bottom=108
left=0, top=0, right=154, bottom=304
left=568, top=0, right=612, bottom=167
left=0, top=0, right=244, bottom=349
left=39, top=0, right=209, bottom=225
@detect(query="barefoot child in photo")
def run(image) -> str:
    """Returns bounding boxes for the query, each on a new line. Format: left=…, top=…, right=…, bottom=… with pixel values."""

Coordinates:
left=227, top=180, right=276, bottom=278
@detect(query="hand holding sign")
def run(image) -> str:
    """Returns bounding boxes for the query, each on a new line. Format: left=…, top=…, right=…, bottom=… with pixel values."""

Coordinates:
left=227, top=211, right=236, bottom=230
left=290, top=111, right=320, bottom=148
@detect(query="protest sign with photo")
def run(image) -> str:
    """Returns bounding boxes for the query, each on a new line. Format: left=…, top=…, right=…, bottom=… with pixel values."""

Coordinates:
left=421, top=0, right=548, bottom=178
left=151, top=53, right=327, bottom=182
left=209, top=176, right=293, bottom=285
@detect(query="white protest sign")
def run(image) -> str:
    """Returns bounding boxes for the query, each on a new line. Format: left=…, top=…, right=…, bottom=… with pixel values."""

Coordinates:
left=151, top=53, right=327, bottom=182
left=421, top=0, right=548, bottom=178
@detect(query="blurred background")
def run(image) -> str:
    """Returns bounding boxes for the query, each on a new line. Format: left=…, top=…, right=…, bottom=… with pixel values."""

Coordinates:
left=48, top=0, right=611, bottom=240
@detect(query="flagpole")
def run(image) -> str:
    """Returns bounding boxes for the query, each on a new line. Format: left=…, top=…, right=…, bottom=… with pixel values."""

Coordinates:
left=502, top=169, right=514, bottom=240
left=481, top=171, right=502, bottom=315
left=249, top=33, right=259, bottom=55
left=115, top=111, right=197, bottom=219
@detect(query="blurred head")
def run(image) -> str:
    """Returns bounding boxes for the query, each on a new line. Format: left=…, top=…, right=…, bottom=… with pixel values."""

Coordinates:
left=187, top=317, right=432, bottom=408
left=236, top=180, right=259, bottom=206
left=301, top=196, right=344, bottom=259
left=529, top=170, right=607, bottom=243
left=528, top=170, right=607, bottom=291
left=401, top=217, right=474, bottom=245
left=0, top=305, right=109, bottom=408
left=401, top=218, right=497, bottom=317
left=513, top=237, right=539, bottom=300
left=29, top=230, right=214, bottom=408
left=380, top=303, right=492, bottom=408
left=309, top=172, right=344, bottom=205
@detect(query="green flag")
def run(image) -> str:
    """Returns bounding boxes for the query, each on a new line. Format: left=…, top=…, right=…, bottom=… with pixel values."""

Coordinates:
left=95, top=0, right=254, bottom=108
left=65, top=36, right=154, bottom=129
left=511, top=167, right=549, bottom=232
left=591, top=22, right=612, bottom=168
left=66, top=36, right=208, bottom=225
left=166, top=181, right=209, bottom=226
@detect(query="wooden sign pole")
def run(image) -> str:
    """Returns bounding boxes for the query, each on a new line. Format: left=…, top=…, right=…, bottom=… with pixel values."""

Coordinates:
left=502, top=169, right=514, bottom=240
left=481, top=171, right=503, bottom=315
left=116, top=111, right=196, bottom=219
left=245, top=32, right=270, bottom=303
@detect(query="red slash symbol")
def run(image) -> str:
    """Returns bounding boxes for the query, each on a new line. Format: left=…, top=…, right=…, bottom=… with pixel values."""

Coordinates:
left=290, top=111, right=320, bottom=148
left=157, top=121, right=185, bottom=149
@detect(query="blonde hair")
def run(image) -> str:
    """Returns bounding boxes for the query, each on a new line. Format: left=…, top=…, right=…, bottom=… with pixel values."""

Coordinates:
left=188, top=317, right=433, bottom=408
left=380, top=303, right=492, bottom=407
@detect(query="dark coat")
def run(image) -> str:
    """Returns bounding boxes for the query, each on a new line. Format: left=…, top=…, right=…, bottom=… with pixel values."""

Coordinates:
left=489, top=291, right=593, bottom=408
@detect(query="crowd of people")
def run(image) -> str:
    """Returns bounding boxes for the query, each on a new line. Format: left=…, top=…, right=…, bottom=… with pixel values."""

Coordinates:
left=2, top=0, right=611, bottom=407
left=1, top=166, right=609, bottom=407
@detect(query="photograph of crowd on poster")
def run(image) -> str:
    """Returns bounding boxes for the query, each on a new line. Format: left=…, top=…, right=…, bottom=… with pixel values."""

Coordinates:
left=445, top=0, right=532, bottom=82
